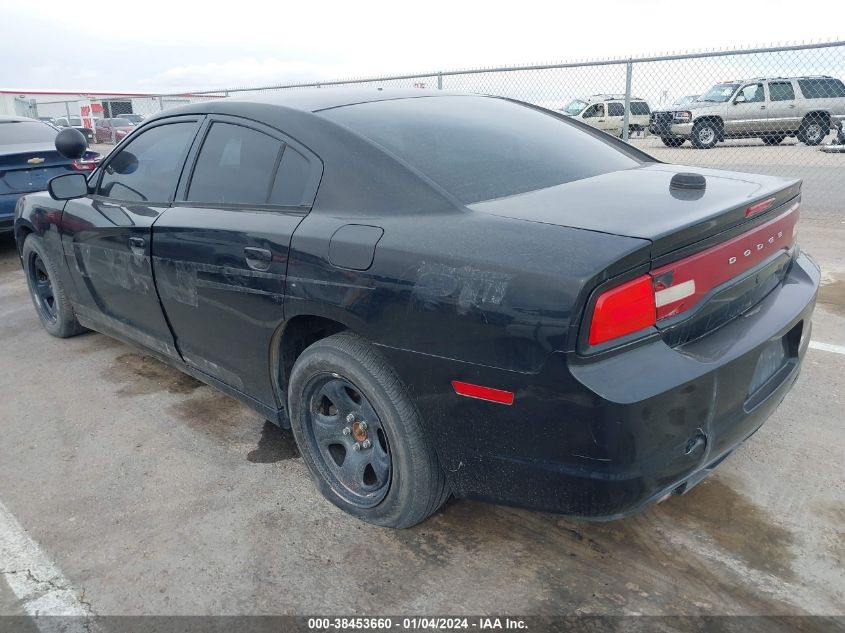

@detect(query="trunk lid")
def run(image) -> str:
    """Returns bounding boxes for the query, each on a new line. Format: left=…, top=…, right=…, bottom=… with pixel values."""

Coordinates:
left=0, top=143, right=71, bottom=195
left=469, top=164, right=801, bottom=258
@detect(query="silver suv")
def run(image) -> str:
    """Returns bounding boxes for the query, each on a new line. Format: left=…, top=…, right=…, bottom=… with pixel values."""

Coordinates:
left=665, top=76, right=845, bottom=148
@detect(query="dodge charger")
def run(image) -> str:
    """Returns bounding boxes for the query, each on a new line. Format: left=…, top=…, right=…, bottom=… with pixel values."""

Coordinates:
left=13, top=89, right=819, bottom=528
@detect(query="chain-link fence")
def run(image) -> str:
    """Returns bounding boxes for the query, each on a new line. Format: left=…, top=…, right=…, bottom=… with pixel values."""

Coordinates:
left=74, top=40, right=845, bottom=218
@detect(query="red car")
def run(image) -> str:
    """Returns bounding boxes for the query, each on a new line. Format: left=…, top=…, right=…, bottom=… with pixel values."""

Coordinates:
left=94, top=118, right=135, bottom=144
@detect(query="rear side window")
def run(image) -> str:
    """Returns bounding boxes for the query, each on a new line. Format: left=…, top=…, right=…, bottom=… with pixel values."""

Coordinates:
left=322, top=96, right=642, bottom=204
left=768, top=81, right=795, bottom=101
left=607, top=103, right=624, bottom=117
left=798, top=78, right=845, bottom=99
left=630, top=101, right=650, bottom=115
left=188, top=122, right=283, bottom=205
left=269, top=147, right=312, bottom=206
left=98, top=122, right=196, bottom=202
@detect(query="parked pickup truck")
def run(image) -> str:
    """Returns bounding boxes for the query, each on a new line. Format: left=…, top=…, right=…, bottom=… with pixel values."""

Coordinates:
left=661, top=76, right=845, bottom=148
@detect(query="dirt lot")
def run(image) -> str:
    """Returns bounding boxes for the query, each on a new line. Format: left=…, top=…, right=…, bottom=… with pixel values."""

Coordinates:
left=1, top=141, right=844, bottom=621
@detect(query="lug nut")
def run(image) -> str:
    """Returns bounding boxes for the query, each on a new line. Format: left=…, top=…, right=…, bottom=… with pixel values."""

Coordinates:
left=346, top=413, right=356, bottom=424
left=351, top=442, right=361, bottom=451
left=358, top=421, right=368, bottom=431
left=361, top=439, right=372, bottom=449
left=342, top=427, right=351, bottom=436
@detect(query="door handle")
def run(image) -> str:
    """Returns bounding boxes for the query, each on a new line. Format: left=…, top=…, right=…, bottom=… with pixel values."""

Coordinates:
left=244, top=247, right=272, bottom=271
left=788, top=104, right=796, bottom=109
left=760, top=105, right=766, bottom=110
left=129, top=236, right=145, bottom=255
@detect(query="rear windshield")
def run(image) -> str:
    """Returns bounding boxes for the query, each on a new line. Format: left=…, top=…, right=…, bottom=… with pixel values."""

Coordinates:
left=322, top=96, right=642, bottom=204
left=0, top=121, right=58, bottom=144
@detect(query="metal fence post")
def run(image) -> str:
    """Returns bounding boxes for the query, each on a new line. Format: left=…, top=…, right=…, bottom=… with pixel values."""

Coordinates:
left=437, top=72, right=443, bottom=90
left=622, top=59, right=633, bottom=142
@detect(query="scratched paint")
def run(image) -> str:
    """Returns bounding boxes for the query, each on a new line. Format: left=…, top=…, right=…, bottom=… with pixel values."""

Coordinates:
left=413, top=261, right=511, bottom=312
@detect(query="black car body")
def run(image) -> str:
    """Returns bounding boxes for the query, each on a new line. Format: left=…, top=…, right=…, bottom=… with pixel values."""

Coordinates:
left=13, top=90, right=819, bottom=527
left=0, top=116, right=100, bottom=233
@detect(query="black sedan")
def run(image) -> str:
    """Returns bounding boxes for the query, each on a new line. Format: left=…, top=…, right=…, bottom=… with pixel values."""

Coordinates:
left=1, top=116, right=100, bottom=234
left=13, top=90, right=819, bottom=528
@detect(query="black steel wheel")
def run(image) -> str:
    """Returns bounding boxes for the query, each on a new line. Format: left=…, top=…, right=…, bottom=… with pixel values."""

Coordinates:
left=302, top=374, right=392, bottom=508
left=288, top=332, right=450, bottom=528
left=27, top=251, right=58, bottom=324
left=21, top=235, right=87, bottom=338
left=661, top=136, right=686, bottom=147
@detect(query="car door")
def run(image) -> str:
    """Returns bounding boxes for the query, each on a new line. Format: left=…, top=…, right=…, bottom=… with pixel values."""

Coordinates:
left=95, top=120, right=108, bottom=143
left=765, top=80, right=800, bottom=134
left=582, top=103, right=612, bottom=133
left=152, top=115, right=323, bottom=405
left=60, top=116, right=202, bottom=358
left=726, top=82, right=767, bottom=135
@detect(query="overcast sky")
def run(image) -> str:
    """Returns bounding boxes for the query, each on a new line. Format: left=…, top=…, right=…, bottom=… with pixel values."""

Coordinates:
left=2, top=0, right=842, bottom=93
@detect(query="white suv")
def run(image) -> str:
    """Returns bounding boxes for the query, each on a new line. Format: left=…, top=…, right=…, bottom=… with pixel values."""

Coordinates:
left=561, top=95, right=651, bottom=138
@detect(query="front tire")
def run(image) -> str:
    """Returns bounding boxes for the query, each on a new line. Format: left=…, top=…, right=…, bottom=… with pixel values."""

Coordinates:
left=22, top=235, right=86, bottom=338
left=288, top=332, right=449, bottom=528
left=690, top=120, right=719, bottom=149
left=661, top=136, right=686, bottom=147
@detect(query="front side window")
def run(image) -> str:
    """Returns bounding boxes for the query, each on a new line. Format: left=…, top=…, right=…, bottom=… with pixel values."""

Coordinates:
left=322, top=96, right=642, bottom=204
left=798, top=78, right=845, bottom=99
left=768, top=82, right=795, bottom=101
left=583, top=104, right=604, bottom=118
left=607, top=103, right=625, bottom=117
left=738, top=84, right=764, bottom=103
left=98, top=121, right=196, bottom=202
left=187, top=122, right=283, bottom=206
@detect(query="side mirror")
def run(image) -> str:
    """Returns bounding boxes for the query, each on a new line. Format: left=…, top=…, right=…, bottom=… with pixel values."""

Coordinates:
left=55, top=128, right=88, bottom=159
left=48, top=173, right=89, bottom=200
left=734, top=94, right=747, bottom=104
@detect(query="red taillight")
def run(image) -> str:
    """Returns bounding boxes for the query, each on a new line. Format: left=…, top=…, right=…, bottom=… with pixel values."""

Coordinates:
left=586, top=201, right=800, bottom=347
left=588, top=275, right=656, bottom=346
left=745, top=197, right=776, bottom=217
left=71, top=159, right=97, bottom=172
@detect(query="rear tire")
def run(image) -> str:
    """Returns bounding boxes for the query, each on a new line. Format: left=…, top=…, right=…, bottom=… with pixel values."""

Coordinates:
left=798, top=114, right=828, bottom=146
left=690, top=120, right=719, bottom=149
left=288, top=332, right=449, bottom=528
left=761, top=134, right=786, bottom=146
left=22, top=235, right=87, bottom=338
left=661, top=136, right=686, bottom=147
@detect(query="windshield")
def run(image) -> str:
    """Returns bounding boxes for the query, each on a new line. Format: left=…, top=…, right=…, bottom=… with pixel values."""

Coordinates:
left=0, top=121, right=58, bottom=145
left=111, top=118, right=132, bottom=126
left=69, top=117, right=82, bottom=126
left=562, top=99, right=588, bottom=115
left=323, top=96, right=642, bottom=204
left=672, top=95, right=698, bottom=107
left=698, top=84, right=740, bottom=102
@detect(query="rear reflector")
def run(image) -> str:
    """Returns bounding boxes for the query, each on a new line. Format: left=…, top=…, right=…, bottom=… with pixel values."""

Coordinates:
left=588, top=275, right=656, bottom=346
left=451, top=381, right=514, bottom=405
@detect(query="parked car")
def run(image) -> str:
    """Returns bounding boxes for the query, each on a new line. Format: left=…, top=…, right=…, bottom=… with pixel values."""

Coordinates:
left=53, top=116, right=95, bottom=142
left=664, top=76, right=845, bottom=148
left=0, top=116, right=99, bottom=233
left=15, top=90, right=818, bottom=528
left=95, top=118, right=136, bottom=144
left=561, top=95, right=651, bottom=137
left=649, top=95, right=700, bottom=143
left=119, top=113, right=145, bottom=125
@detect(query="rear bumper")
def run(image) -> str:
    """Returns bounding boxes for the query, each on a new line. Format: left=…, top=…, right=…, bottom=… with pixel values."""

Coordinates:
left=380, top=251, right=819, bottom=518
left=0, top=194, right=21, bottom=233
